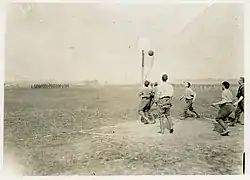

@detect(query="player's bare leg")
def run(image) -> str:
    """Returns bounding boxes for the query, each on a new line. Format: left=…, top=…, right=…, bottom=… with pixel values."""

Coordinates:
left=138, top=110, right=149, bottom=124
left=180, top=109, right=189, bottom=120
left=165, top=115, right=174, bottom=133
left=158, top=115, right=165, bottom=134
left=190, top=108, right=200, bottom=118
left=148, top=110, right=156, bottom=124
left=145, top=111, right=153, bottom=124
left=216, top=118, right=230, bottom=136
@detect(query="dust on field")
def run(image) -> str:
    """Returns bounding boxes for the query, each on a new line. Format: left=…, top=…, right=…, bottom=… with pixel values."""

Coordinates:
left=4, top=86, right=243, bottom=175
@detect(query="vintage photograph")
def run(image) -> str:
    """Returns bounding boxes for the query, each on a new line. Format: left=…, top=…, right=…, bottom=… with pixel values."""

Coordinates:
left=3, top=2, right=244, bottom=175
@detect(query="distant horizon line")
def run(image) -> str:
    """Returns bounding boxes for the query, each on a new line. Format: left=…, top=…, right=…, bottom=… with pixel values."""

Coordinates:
left=4, top=78, right=240, bottom=85
left=4, top=77, right=240, bottom=82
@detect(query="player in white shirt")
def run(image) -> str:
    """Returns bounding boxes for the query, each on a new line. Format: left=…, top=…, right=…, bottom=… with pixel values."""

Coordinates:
left=180, top=81, right=200, bottom=119
left=155, top=74, right=174, bottom=134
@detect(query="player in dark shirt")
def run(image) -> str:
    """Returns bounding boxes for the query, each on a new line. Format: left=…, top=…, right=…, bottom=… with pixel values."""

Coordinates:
left=138, top=80, right=153, bottom=124
left=229, top=77, right=244, bottom=126
left=146, top=82, right=158, bottom=124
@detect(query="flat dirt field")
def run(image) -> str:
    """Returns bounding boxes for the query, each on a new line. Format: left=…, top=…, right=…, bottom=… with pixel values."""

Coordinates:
left=4, top=85, right=244, bottom=175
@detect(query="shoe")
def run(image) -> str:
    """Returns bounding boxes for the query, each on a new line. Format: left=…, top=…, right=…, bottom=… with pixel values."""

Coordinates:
left=196, top=115, right=200, bottom=118
left=169, top=129, right=174, bottom=134
left=220, top=130, right=230, bottom=136
left=180, top=117, right=186, bottom=120
left=228, top=122, right=235, bottom=126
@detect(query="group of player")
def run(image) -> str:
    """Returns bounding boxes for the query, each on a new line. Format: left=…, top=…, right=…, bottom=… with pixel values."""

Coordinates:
left=138, top=74, right=244, bottom=136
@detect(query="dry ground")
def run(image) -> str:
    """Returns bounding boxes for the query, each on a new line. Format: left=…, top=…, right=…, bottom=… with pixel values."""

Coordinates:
left=4, top=85, right=244, bottom=175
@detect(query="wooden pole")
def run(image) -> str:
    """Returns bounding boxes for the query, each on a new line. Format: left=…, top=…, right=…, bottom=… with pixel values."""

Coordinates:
left=141, top=50, right=145, bottom=86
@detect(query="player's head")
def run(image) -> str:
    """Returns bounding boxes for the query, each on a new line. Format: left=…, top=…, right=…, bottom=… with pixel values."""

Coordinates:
left=154, top=82, right=158, bottom=87
left=238, top=77, right=244, bottom=85
left=161, top=74, right=168, bottom=82
left=184, top=81, right=191, bottom=88
left=222, top=81, right=230, bottom=90
left=144, top=80, right=150, bottom=87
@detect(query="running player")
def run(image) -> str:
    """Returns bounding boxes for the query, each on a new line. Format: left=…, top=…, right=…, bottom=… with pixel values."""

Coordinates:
left=212, top=81, right=233, bottom=136
left=180, top=81, right=200, bottom=119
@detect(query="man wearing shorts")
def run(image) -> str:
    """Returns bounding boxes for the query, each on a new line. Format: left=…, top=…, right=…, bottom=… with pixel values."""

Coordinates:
left=212, top=81, right=233, bottom=136
left=145, top=82, right=159, bottom=124
left=138, top=80, right=153, bottom=124
left=155, top=74, right=174, bottom=134
left=148, top=82, right=159, bottom=110
left=180, top=81, right=200, bottom=119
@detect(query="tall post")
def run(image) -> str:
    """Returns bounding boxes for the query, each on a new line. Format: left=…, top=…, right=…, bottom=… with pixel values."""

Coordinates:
left=141, top=50, right=145, bottom=86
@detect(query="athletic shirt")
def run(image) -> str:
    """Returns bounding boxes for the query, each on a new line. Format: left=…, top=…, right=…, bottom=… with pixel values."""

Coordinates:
left=184, top=88, right=195, bottom=100
left=139, top=86, right=153, bottom=98
left=236, top=84, right=244, bottom=99
left=156, top=82, right=174, bottom=99
left=221, top=89, right=233, bottom=104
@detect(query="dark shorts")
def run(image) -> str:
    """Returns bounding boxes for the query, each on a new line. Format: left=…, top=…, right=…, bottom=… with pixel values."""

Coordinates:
left=216, top=103, right=233, bottom=120
left=157, top=97, right=172, bottom=116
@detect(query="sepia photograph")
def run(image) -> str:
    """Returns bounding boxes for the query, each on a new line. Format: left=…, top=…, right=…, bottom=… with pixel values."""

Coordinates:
left=3, top=1, right=244, bottom=176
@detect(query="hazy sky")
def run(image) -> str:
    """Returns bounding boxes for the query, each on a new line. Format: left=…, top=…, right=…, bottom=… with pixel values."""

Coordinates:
left=5, top=3, right=244, bottom=84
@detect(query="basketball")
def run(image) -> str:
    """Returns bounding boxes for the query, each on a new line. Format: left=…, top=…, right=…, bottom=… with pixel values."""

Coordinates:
left=148, top=50, right=154, bottom=56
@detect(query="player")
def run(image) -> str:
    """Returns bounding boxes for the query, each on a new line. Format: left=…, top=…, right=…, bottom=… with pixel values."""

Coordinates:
left=180, top=81, right=200, bottom=119
left=212, top=81, right=233, bottom=136
left=155, top=74, right=174, bottom=134
left=146, top=81, right=159, bottom=124
left=138, top=80, right=153, bottom=124
left=148, top=82, right=158, bottom=108
left=229, top=77, right=244, bottom=126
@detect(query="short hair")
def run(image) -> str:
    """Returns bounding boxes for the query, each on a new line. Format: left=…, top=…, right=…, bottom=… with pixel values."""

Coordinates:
left=154, top=82, right=158, bottom=86
left=222, top=81, right=230, bottom=89
left=186, top=82, right=191, bottom=88
left=144, top=80, right=150, bottom=87
left=240, top=77, right=244, bottom=83
left=162, top=74, right=168, bottom=82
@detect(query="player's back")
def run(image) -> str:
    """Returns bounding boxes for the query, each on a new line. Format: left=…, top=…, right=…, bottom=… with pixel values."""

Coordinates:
left=157, top=82, right=174, bottom=98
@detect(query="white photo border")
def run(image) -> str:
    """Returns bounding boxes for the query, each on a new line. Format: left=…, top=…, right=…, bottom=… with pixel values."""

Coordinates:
left=0, top=0, right=249, bottom=179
